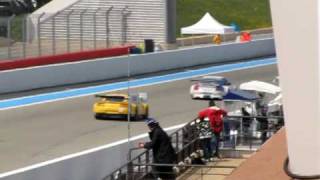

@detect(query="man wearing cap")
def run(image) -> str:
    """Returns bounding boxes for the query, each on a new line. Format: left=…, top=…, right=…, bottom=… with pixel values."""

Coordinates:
left=140, top=118, right=176, bottom=180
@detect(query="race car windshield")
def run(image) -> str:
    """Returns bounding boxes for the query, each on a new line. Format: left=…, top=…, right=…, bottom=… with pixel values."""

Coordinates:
left=105, top=96, right=126, bottom=102
left=200, top=82, right=220, bottom=87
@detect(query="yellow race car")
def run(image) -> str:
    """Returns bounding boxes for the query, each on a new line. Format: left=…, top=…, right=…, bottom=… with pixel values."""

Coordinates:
left=93, top=93, right=149, bottom=120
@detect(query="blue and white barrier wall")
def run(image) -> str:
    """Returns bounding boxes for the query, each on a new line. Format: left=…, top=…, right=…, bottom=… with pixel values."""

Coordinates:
left=0, top=39, right=274, bottom=94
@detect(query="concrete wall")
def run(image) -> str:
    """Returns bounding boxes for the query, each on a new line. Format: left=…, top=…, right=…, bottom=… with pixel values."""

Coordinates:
left=0, top=38, right=275, bottom=94
left=177, top=28, right=273, bottom=46
left=0, top=137, right=145, bottom=180
left=0, top=126, right=182, bottom=180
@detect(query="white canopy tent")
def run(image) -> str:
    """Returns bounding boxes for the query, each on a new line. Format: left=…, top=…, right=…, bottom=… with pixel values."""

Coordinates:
left=181, top=12, right=234, bottom=35
left=239, top=80, right=281, bottom=94
left=239, top=80, right=282, bottom=113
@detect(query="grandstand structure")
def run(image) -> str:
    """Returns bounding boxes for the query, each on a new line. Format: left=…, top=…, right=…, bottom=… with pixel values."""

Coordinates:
left=29, top=0, right=176, bottom=46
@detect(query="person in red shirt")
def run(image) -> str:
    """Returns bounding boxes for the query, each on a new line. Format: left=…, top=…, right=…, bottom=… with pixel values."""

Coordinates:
left=198, top=105, right=227, bottom=158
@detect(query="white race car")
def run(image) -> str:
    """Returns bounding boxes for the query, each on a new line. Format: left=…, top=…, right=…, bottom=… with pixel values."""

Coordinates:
left=190, top=76, right=230, bottom=100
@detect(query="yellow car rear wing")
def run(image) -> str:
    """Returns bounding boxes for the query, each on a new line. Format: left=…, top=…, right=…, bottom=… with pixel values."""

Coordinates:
left=94, top=93, right=147, bottom=102
left=95, top=94, right=128, bottom=99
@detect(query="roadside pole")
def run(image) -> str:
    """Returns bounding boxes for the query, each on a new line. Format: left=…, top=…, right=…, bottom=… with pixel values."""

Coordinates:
left=127, top=48, right=132, bottom=180
left=127, top=48, right=131, bottom=147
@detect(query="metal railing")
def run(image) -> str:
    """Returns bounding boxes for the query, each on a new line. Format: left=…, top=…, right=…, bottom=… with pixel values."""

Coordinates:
left=103, top=115, right=284, bottom=180
left=0, top=9, right=275, bottom=62
left=103, top=118, right=200, bottom=180
left=0, top=6, right=132, bottom=60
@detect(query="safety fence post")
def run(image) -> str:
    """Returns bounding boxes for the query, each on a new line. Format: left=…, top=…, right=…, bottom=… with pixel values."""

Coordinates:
left=105, top=6, right=113, bottom=48
left=6, top=15, right=15, bottom=59
left=93, top=8, right=101, bottom=50
left=121, top=6, right=130, bottom=45
left=21, top=15, right=27, bottom=58
left=66, top=10, right=74, bottom=53
left=51, top=12, right=61, bottom=55
left=37, top=12, right=45, bottom=56
left=79, top=9, right=87, bottom=51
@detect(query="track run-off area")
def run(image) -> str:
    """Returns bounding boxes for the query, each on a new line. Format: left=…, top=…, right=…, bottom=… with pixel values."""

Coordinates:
left=0, top=57, right=277, bottom=173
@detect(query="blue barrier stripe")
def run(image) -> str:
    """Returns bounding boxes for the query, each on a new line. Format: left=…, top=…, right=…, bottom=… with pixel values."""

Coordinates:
left=0, top=57, right=276, bottom=109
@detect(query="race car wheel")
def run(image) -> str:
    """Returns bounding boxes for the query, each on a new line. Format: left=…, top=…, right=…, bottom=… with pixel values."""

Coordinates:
left=130, top=110, right=139, bottom=121
left=134, top=109, right=140, bottom=120
left=94, top=114, right=102, bottom=120
left=142, top=108, right=149, bottom=119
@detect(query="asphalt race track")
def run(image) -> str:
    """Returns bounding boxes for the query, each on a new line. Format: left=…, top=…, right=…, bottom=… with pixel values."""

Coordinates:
left=0, top=64, right=278, bottom=173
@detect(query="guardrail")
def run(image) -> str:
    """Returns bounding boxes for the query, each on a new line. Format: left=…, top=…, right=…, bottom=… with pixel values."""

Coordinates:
left=103, top=115, right=284, bottom=180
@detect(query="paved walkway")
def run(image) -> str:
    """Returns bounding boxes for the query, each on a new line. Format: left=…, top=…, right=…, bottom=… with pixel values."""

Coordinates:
left=178, top=129, right=290, bottom=180
left=225, top=128, right=291, bottom=180
left=178, top=156, right=250, bottom=180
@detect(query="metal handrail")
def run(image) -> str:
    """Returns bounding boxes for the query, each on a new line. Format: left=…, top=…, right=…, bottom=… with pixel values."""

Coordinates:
left=103, top=118, right=198, bottom=180
left=133, top=163, right=238, bottom=169
left=103, top=115, right=284, bottom=180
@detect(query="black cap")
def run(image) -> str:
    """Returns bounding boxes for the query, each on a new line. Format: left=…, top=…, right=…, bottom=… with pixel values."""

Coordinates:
left=145, top=118, right=158, bottom=127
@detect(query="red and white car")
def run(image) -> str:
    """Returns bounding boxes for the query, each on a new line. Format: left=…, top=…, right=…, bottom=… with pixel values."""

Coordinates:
left=190, top=76, right=231, bottom=100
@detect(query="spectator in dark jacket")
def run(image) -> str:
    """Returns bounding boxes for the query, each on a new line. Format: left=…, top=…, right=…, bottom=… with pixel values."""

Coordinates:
left=257, top=106, right=269, bottom=143
left=241, top=107, right=252, bottom=131
left=140, top=118, right=176, bottom=180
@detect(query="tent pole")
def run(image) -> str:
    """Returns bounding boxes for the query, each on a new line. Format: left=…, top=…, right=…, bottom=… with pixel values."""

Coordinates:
left=181, top=34, right=184, bottom=47
left=212, top=34, right=214, bottom=44
left=192, top=34, right=194, bottom=46
left=222, top=33, right=224, bottom=43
